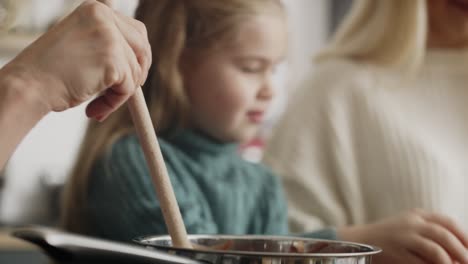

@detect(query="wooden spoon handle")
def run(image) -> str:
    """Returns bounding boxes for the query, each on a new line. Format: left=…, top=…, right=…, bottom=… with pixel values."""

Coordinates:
left=97, top=0, right=191, bottom=247
left=127, top=88, right=192, bottom=248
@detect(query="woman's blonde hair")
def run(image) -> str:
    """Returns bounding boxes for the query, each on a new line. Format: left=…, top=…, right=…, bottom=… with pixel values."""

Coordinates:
left=317, top=0, right=427, bottom=71
left=61, top=0, right=283, bottom=233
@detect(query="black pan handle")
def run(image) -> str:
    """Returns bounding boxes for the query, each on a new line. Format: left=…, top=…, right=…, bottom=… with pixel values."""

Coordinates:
left=11, top=226, right=202, bottom=264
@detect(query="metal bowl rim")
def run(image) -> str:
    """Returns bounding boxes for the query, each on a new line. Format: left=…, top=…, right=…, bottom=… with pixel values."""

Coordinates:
left=133, top=234, right=382, bottom=258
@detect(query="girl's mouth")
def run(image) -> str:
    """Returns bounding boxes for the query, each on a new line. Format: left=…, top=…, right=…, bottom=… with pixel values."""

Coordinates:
left=247, top=111, right=265, bottom=123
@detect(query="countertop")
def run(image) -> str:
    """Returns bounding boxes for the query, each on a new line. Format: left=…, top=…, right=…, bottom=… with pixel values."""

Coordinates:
left=0, top=229, right=49, bottom=264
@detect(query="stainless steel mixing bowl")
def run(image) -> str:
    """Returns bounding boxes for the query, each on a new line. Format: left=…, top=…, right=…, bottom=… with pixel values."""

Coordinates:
left=135, top=234, right=382, bottom=264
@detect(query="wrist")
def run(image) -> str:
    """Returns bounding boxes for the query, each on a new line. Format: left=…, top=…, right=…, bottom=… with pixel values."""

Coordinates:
left=0, top=64, right=50, bottom=117
left=0, top=63, right=51, bottom=169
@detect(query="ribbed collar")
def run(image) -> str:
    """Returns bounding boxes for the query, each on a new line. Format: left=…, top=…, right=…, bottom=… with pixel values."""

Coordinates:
left=164, top=130, right=238, bottom=156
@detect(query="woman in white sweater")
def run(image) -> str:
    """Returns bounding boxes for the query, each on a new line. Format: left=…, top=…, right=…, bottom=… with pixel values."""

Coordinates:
left=265, top=0, right=468, bottom=263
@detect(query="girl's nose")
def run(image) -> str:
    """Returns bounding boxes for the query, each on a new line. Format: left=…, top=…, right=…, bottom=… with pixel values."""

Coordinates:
left=257, top=78, right=275, bottom=101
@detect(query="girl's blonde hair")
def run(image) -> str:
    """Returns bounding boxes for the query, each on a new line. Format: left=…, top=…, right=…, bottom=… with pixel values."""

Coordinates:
left=62, top=0, right=283, bottom=233
left=317, top=0, right=427, bottom=70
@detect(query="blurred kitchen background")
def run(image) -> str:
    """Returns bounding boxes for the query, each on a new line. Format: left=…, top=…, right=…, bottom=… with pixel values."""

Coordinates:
left=0, top=0, right=351, bottom=228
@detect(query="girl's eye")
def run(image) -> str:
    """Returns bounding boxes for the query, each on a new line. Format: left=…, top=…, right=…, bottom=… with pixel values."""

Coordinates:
left=240, top=64, right=263, bottom=73
left=237, top=59, right=266, bottom=73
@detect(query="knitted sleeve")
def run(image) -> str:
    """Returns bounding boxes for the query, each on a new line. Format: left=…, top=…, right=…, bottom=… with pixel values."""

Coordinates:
left=263, top=60, right=373, bottom=233
left=85, top=135, right=217, bottom=242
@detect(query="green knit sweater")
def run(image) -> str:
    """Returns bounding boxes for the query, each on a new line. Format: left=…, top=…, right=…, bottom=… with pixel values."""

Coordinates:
left=83, top=130, right=336, bottom=242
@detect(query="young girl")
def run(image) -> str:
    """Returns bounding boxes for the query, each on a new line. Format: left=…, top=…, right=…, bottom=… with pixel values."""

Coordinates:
left=61, top=0, right=317, bottom=242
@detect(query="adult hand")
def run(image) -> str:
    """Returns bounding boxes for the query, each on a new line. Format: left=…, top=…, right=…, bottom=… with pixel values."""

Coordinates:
left=339, top=209, right=468, bottom=264
left=3, top=0, right=152, bottom=121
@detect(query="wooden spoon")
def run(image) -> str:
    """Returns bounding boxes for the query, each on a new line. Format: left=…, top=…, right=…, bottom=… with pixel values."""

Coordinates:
left=127, top=88, right=192, bottom=248
left=98, top=0, right=191, bottom=249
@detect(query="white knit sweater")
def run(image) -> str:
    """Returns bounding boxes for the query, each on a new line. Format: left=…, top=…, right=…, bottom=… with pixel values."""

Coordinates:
left=264, top=50, right=468, bottom=233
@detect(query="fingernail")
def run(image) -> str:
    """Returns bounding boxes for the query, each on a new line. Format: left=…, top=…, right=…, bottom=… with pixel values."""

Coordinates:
left=95, top=115, right=105, bottom=122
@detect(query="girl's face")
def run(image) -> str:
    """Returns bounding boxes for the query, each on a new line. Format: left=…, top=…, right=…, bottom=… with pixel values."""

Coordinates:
left=427, top=0, right=468, bottom=48
left=182, top=12, right=287, bottom=143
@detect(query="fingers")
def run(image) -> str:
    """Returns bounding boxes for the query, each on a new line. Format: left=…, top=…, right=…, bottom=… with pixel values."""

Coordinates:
left=85, top=2, right=151, bottom=119
left=81, top=16, right=137, bottom=121
left=86, top=84, right=134, bottom=120
left=419, top=222, right=468, bottom=263
left=97, top=0, right=152, bottom=83
left=112, top=9, right=152, bottom=86
left=87, top=44, right=140, bottom=121
left=407, top=209, right=468, bottom=264
left=20, top=0, right=150, bottom=113
left=421, top=210, right=468, bottom=248
left=109, top=21, right=142, bottom=97
left=353, top=211, right=467, bottom=264
left=407, top=234, right=453, bottom=264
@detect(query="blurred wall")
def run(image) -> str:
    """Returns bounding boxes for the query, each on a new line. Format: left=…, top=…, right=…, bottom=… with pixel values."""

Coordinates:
left=283, top=0, right=330, bottom=91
